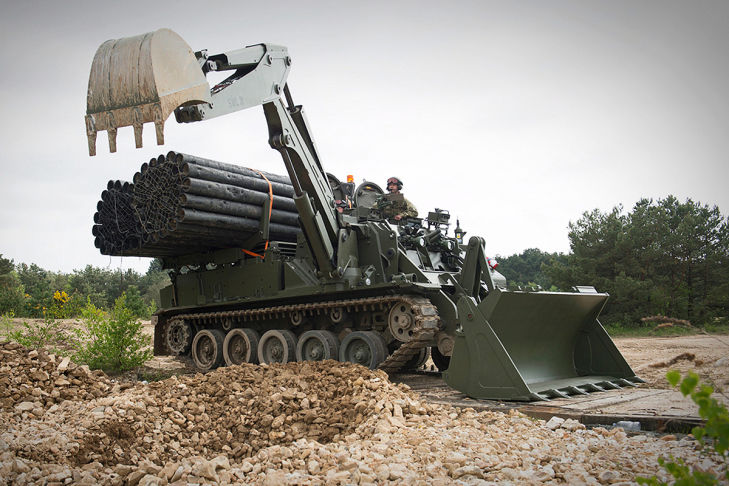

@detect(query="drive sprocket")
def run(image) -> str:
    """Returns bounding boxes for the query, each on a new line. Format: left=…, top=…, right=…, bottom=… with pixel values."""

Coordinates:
left=165, top=318, right=192, bottom=355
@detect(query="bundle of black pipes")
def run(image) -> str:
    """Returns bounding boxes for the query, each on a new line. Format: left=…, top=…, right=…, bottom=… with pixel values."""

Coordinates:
left=92, top=180, right=144, bottom=255
left=92, top=152, right=301, bottom=257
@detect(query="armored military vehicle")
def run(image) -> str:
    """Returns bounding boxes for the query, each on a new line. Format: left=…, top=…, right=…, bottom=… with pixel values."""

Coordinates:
left=84, top=29, right=642, bottom=400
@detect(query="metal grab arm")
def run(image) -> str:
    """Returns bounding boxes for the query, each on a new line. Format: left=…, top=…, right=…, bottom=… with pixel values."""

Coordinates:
left=85, top=31, right=291, bottom=154
left=84, top=29, right=341, bottom=273
left=180, top=44, right=340, bottom=273
left=263, top=98, right=338, bottom=269
left=175, top=44, right=292, bottom=123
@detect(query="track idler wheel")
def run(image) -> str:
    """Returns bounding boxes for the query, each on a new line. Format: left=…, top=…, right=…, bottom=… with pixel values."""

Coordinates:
left=223, top=328, right=260, bottom=366
left=165, top=319, right=192, bottom=355
left=258, top=330, right=297, bottom=364
left=339, top=331, right=388, bottom=369
left=296, top=330, right=339, bottom=362
left=191, top=329, right=225, bottom=371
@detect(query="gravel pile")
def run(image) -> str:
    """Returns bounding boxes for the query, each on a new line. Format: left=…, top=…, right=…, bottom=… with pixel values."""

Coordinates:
left=0, top=341, right=113, bottom=410
left=0, top=341, right=725, bottom=485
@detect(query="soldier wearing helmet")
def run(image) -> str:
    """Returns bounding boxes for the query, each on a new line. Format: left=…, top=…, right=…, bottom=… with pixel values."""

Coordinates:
left=380, top=176, right=418, bottom=221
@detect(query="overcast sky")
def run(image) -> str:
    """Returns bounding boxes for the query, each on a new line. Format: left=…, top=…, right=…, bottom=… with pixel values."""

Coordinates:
left=1, top=0, right=727, bottom=274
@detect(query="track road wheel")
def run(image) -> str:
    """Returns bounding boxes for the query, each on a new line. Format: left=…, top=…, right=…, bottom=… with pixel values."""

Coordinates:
left=339, top=331, right=387, bottom=369
left=296, top=330, right=339, bottom=362
left=191, top=329, right=225, bottom=371
left=223, top=328, right=260, bottom=366
left=165, top=319, right=192, bottom=355
left=432, top=346, right=451, bottom=372
left=258, top=330, right=297, bottom=364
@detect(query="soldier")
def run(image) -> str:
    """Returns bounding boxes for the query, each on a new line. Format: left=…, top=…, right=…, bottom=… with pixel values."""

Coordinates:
left=380, top=176, right=418, bottom=221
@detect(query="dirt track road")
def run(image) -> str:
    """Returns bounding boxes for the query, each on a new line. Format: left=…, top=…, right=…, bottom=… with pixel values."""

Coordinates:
left=615, top=334, right=729, bottom=392
left=386, top=333, right=729, bottom=429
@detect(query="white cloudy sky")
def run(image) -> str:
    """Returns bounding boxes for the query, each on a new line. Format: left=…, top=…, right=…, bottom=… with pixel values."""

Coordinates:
left=0, top=0, right=727, bottom=274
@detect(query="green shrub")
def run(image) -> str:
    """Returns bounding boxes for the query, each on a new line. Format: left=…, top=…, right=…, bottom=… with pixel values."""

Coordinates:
left=1, top=311, right=15, bottom=339
left=7, top=313, right=73, bottom=355
left=637, top=371, right=729, bottom=485
left=73, top=293, right=152, bottom=374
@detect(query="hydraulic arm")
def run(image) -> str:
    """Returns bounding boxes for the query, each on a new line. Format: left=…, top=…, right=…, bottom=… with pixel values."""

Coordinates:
left=86, top=29, right=339, bottom=273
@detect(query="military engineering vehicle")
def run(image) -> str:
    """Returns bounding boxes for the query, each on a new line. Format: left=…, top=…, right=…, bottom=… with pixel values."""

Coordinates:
left=85, top=29, right=642, bottom=401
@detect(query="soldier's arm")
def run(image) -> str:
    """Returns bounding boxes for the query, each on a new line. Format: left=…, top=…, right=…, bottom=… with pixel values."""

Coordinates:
left=403, top=198, right=418, bottom=218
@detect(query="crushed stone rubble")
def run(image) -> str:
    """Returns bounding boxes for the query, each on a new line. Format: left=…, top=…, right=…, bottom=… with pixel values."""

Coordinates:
left=0, top=341, right=725, bottom=485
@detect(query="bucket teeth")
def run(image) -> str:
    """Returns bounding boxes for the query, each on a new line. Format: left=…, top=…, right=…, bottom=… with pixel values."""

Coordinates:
left=133, top=124, right=143, bottom=148
left=108, top=126, right=117, bottom=153
left=155, top=120, right=165, bottom=146
left=582, top=383, right=605, bottom=392
left=615, top=378, right=637, bottom=388
left=132, top=107, right=143, bottom=148
left=544, top=388, right=570, bottom=399
left=85, top=114, right=97, bottom=157
left=85, top=29, right=211, bottom=156
left=107, top=110, right=117, bottom=152
left=598, top=381, right=620, bottom=390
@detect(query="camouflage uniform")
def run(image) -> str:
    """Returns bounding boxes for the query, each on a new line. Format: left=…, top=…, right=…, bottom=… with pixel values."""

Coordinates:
left=379, top=195, right=418, bottom=220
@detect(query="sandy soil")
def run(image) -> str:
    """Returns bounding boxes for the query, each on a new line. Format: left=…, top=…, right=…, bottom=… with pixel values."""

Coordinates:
left=615, top=334, right=729, bottom=393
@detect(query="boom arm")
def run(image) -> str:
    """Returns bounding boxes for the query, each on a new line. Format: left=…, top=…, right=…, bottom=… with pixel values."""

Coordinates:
left=262, top=95, right=338, bottom=274
left=85, top=29, right=340, bottom=273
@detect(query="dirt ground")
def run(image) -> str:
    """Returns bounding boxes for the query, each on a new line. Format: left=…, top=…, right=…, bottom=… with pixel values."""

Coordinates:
left=3, top=340, right=727, bottom=485
left=614, top=334, right=729, bottom=394
left=2, top=322, right=729, bottom=484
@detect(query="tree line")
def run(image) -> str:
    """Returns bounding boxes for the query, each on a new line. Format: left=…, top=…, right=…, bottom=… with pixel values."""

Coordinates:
left=497, top=196, right=729, bottom=327
left=0, top=257, right=168, bottom=319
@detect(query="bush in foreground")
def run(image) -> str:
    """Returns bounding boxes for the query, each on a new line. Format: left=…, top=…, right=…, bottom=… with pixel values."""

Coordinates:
left=638, top=371, right=729, bottom=485
left=73, top=293, right=152, bottom=374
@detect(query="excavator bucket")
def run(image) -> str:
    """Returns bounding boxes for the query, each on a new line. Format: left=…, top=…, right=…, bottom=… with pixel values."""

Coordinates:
left=444, top=289, right=643, bottom=401
left=85, top=28, right=211, bottom=156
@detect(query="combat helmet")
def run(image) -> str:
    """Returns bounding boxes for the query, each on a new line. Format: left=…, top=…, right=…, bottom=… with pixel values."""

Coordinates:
left=386, top=176, right=403, bottom=191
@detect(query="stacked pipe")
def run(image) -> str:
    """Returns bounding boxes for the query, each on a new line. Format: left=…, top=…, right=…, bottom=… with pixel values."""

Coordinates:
left=92, top=180, right=144, bottom=255
left=92, top=152, right=301, bottom=257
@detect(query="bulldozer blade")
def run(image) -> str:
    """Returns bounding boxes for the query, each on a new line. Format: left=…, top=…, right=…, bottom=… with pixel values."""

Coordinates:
left=444, top=289, right=641, bottom=401
left=85, top=28, right=211, bottom=156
